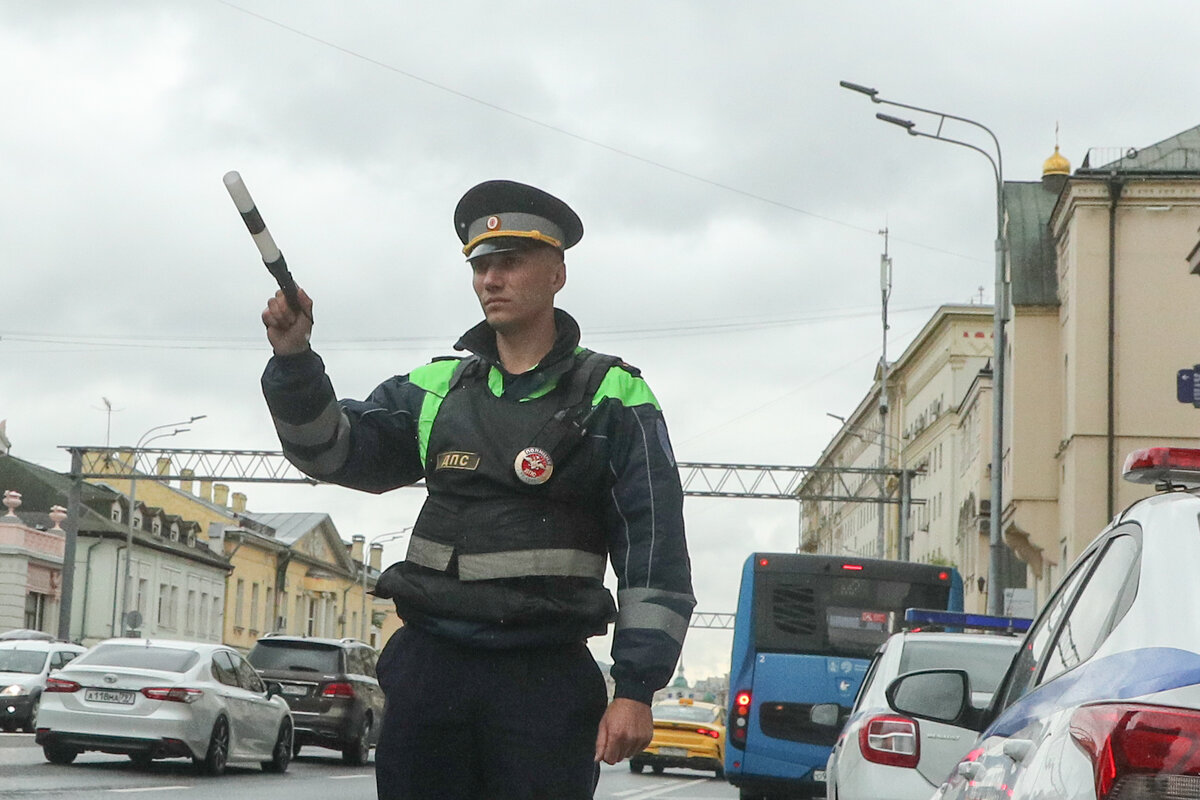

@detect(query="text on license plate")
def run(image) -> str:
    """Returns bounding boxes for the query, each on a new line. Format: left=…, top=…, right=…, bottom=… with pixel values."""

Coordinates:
left=658, top=747, right=687, bottom=757
left=84, top=689, right=135, bottom=705
left=281, top=685, right=308, bottom=696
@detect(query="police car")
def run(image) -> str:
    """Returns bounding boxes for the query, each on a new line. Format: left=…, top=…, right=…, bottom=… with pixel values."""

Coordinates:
left=824, top=612, right=1024, bottom=800
left=882, top=447, right=1200, bottom=800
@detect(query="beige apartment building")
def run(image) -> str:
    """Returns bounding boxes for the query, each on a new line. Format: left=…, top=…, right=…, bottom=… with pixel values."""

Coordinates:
left=800, top=305, right=1004, bottom=612
left=1002, top=127, right=1200, bottom=605
left=806, top=124, right=1200, bottom=613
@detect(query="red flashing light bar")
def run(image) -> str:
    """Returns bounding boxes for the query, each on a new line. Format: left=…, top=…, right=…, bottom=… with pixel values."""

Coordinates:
left=842, top=563, right=864, bottom=571
left=1123, top=447, right=1200, bottom=486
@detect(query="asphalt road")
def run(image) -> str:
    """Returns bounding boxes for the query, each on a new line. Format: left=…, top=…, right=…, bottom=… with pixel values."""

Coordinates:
left=0, top=733, right=737, bottom=799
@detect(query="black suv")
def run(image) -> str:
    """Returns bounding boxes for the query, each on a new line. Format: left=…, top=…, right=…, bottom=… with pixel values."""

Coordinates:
left=247, top=635, right=385, bottom=765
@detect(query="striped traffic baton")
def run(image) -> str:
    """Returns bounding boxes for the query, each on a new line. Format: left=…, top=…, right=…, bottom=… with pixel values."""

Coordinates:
left=223, top=171, right=308, bottom=318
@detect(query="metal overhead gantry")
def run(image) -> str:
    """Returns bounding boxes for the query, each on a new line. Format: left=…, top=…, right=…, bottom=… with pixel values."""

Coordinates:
left=56, top=446, right=922, bottom=639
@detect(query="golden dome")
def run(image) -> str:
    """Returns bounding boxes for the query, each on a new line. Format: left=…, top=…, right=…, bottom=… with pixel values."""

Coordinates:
left=1043, top=145, right=1070, bottom=177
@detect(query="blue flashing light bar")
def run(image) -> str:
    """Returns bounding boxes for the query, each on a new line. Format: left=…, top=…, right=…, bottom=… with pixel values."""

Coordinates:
left=904, top=608, right=1032, bottom=633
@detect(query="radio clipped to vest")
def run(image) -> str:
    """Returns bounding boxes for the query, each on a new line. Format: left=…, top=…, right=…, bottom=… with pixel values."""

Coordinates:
left=450, top=350, right=621, bottom=487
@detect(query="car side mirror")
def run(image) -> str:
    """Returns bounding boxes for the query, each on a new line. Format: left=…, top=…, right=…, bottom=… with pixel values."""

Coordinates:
left=264, top=680, right=283, bottom=700
left=809, top=702, right=841, bottom=728
left=886, top=669, right=974, bottom=726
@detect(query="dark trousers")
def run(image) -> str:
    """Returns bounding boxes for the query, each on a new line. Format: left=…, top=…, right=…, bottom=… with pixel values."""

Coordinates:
left=375, top=625, right=608, bottom=800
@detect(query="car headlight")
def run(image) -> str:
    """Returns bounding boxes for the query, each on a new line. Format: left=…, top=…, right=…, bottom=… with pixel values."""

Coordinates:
left=0, top=684, right=28, bottom=696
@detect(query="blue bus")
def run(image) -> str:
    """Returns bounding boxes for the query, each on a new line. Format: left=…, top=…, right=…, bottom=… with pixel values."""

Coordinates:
left=725, top=553, right=964, bottom=799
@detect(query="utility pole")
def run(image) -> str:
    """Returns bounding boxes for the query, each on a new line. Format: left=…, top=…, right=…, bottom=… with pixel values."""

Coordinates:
left=877, top=228, right=892, bottom=559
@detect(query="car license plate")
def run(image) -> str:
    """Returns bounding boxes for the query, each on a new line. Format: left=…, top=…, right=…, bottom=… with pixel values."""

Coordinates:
left=84, top=689, right=135, bottom=705
left=281, top=684, right=308, bottom=696
left=813, top=769, right=827, bottom=782
left=658, top=747, right=687, bottom=757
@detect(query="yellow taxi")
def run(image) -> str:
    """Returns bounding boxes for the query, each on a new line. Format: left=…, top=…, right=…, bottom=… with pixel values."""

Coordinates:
left=630, top=697, right=726, bottom=778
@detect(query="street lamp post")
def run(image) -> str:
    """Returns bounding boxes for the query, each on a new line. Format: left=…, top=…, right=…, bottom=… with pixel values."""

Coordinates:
left=841, top=80, right=1008, bottom=615
left=119, top=416, right=205, bottom=635
left=359, top=527, right=412, bottom=641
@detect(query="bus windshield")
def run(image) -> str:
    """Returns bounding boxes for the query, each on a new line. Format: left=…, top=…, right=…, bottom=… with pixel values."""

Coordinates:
left=753, top=568, right=953, bottom=659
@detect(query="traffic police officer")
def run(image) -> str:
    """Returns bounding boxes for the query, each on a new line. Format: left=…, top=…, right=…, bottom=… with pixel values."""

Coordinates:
left=260, top=180, right=694, bottom=799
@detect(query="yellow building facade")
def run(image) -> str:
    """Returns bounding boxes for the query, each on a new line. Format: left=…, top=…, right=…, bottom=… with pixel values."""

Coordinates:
left=82, top=453, right=382, bottom=652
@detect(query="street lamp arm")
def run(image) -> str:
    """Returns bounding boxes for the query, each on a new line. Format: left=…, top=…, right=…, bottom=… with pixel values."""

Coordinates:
left=841, top=80, right=1003, bottom=183
left=133, top=415, right=206, bottom=450
left=902, top=126, right=1001, bottom=189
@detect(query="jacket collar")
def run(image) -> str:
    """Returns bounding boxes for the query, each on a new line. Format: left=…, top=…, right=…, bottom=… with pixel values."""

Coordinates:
left=454, top=308, right=581, bottom=380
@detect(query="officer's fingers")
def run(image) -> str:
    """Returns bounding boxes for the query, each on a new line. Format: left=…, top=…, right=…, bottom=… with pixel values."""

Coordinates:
left=593, top=725, right=609, bottom=763
left=264, top=293, right=297, bottom=326
left=295, top=286, right=315, bottom=318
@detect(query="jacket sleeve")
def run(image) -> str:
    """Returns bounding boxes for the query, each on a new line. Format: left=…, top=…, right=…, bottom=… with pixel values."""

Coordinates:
left=261, top=348, right=427, bottom=493
left=600, top=369, right=695, bottom=705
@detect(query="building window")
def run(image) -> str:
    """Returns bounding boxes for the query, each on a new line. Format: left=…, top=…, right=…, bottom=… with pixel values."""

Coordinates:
left=200, top=592, right=209, bottom=637
left=250, top=583, right=260, bottom=633
left=265, top=587, right=274, bottom=632
left=212, top=597, right=222, bottom=638
left=157, top=583, right=169, bottom=625
left=185, top=590, right=197, bottom=635
left=152, top=519, right=161, bottom=536
left=169, top=586, right=179, bottom=628
left=234, top=579, right=245, bottom=628
left=24, top=593, right=47, bottom=630
left=137, top=579, right=148, bottom=619
left=307, top=597, right=317, bottom=636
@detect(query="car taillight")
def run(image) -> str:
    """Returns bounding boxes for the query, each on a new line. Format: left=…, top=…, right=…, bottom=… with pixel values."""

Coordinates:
left=44, top=677, right=80, bottom=693
left=858, top=714, right=920, bottom=768
left=730, top=690, right=751, bottom=749
left=696, top=727, right=721, bottom=739
left=1070, top=703, right=1200, bottom=798
left=141, top=687, right=204, bottom=704
left=321, top=682, right=355, bottom=698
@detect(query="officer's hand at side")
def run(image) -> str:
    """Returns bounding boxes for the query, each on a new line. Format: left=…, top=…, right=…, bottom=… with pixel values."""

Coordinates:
left=262, top=287, right=314, bottom=356
left=594, top=698, right=652, bottom=765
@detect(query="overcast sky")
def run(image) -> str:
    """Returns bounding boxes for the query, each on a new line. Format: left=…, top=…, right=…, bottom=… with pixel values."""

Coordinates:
left=4, top=1, right=1198, bottom=680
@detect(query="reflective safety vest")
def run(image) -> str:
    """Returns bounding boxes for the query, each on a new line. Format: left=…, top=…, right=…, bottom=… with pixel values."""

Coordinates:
left=375, top=350, right=623, bottom=634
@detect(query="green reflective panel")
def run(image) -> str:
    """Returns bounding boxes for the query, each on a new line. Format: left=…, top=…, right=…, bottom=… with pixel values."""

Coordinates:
left=594, top=367, right=660, bottom=410
left=408, top=360, right=459, bottom=464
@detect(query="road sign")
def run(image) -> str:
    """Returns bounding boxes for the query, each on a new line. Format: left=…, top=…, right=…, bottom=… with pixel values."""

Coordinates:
left=1178, top=368, right=1200, bottom=406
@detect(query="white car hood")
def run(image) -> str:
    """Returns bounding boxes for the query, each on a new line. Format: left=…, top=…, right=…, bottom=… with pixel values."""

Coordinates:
left=0, top=671, right=42, bottom=690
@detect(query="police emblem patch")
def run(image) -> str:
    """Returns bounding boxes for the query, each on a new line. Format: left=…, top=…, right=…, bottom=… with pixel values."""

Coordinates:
left=514, top=447, right=553, bottom=485
left=486, top=215, right=501, bottom=231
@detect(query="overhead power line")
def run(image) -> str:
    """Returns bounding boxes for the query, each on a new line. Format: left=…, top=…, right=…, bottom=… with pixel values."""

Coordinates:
left=213, top=0, right=984, bottom=265
left=0, top=304, right=941, bottom=352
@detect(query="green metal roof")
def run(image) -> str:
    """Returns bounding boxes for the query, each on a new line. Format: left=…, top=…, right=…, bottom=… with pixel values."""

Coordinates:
left=1004, top=181, right=1059, bottom=307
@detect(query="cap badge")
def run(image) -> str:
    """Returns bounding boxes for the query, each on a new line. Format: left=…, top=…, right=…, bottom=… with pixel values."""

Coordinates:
left=514, top=447, right=553, bottom=485
left=486, top=215, right=501, bottom=231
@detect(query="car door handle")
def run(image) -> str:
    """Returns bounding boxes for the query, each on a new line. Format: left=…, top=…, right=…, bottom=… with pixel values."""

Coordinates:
left=956, top=761, right=982, bottom=779
left=1003, top=738, right=1034, bottom=763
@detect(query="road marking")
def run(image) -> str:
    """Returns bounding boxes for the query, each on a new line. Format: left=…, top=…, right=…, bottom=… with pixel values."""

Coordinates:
left=328, top=774, right=373, bottom=779
left=109, top=787, right=192, bottom=793
left=610, top=778, right=710, bottom=799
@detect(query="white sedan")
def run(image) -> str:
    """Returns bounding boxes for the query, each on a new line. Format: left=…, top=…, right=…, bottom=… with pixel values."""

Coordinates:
left=884, top=447, right=1200, bottom=799
left=825, top=628, right=1021, bottom=800
left=36, top=638, right=293, bottom=776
